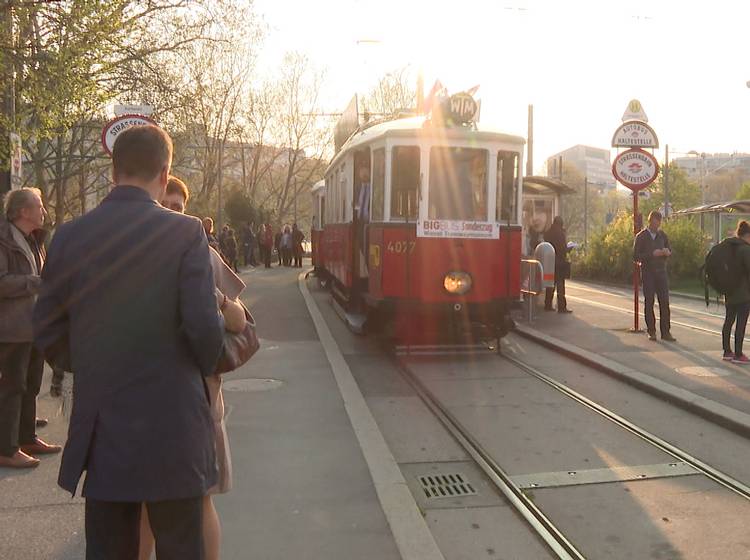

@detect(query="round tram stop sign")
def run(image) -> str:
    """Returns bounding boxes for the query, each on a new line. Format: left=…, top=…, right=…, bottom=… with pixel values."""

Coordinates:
left=612, top=148, right=660, bottom=192
left=101, top=114, right=158, bottom=156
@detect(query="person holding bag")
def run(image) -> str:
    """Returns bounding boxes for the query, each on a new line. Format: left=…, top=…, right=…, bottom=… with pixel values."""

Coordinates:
left=139, top=176, right=251, bottom=560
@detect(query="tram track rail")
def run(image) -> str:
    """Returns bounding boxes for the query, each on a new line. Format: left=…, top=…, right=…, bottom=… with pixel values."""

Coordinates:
left=502, top=351, right=750, bottom=502
left=390, top=351, right=587, bottom=560
left=391, top=340, right=750, bottom=560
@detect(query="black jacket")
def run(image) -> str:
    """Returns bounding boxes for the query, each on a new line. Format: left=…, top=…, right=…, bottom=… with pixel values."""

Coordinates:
left=544, top=225, right=568, bottom=264
left=634, top=228, right=671, bottom=274
left=33, top=186, right=224, bottom=501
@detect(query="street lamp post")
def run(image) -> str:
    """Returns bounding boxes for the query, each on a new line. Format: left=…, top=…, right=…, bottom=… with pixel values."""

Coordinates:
left=688, top=150, right=707, bottom=231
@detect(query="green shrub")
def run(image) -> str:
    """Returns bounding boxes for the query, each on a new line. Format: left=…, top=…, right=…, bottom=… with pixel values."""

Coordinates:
left=574, top=212, right=706, bottom=284
left=661, top=217, right=705, bottom=282
left=574, top=211, right=634, bottom=283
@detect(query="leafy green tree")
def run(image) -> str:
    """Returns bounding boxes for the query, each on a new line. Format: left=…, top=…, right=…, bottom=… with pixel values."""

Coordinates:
left=225, top=189, right=258, bottom=227
left=735, top=181, right=750, bottom=200
left=558, top=162, right=608, bottom=244
left=641, top=163, right=701, bottom=215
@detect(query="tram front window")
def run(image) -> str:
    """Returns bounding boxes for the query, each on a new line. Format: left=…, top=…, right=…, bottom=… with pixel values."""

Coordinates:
left=429, top=147, right=487, bottom=221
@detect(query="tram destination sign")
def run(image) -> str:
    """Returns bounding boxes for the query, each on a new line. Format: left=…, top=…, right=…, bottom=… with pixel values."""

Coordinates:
left=611, top=121, right=659, bottom=148
left=417, top=219, right=500, bottom=239
left=612, top=148, right=659, bottom=192
left=101, top=114, right=158, bottom=156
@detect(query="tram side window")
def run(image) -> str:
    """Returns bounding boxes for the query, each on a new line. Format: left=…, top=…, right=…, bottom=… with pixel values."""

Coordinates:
left=497, top=151, right=520, bottom=223
left=371, top=149, right=385, bottom=221
left=429, top=147, right=487, bottom=221
left=340, top=165, right=347, bottom=221
left=391, top=146, right=419, bottom=220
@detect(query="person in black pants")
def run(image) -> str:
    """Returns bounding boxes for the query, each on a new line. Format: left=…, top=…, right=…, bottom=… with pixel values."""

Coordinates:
left=34, top=126, right=223, bottom=560
left=543, top=216, right=572, bottom=313
left=0, top=188, right=61, bottom=469
left=634, top=210, right=675, bottom=341
left=721, top=220, right=750, bottom=363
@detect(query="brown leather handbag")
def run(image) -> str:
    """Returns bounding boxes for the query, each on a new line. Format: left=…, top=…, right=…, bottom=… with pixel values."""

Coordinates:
left=215, top=303, right=260, bottom=374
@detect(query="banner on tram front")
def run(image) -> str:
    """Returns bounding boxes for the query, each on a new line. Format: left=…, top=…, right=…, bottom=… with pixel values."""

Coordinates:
left=417, top=219, right=500, bottom=239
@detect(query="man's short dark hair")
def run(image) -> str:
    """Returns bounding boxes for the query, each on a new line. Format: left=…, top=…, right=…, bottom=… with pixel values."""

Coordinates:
left=112, top=125, right=173, bottom=182
left=166, top=175, right=190, bottom=204
left=647, top=211, right=662, bottom=222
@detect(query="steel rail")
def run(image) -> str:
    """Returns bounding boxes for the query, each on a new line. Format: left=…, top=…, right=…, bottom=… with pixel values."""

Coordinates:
left=390, top=355, right=586, bottom=560
left=502, top=352, right=750, bottom=501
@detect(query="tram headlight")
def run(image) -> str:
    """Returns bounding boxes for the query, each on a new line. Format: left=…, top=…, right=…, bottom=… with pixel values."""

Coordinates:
left=443, top=271, right=472, bottom=295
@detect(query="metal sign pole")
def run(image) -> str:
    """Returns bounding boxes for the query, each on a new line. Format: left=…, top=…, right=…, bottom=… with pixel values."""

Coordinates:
left=632, top=191, right=640, bottom=332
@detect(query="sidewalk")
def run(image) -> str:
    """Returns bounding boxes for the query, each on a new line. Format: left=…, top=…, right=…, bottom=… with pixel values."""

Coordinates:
left=514, top=281, right=750, bottom=437
left=0, top=262, right=411, bottom=559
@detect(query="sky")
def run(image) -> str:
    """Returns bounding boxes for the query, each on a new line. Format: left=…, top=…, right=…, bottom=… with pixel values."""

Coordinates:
left=253, top=0, right=750, bottom=174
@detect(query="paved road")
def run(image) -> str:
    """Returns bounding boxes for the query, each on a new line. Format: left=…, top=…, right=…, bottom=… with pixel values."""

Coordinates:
left=0, top=262, right=402, bottom=560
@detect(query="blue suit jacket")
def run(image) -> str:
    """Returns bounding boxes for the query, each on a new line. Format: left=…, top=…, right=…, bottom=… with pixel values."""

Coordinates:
left=33, top=186, right=224, bottom=501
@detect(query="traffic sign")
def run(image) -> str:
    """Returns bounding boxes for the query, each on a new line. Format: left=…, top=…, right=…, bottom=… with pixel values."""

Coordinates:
left=612, top=148, right=659, bottom=192
left=101, top=114, right=158, bottom=156
left=611, top=121, right=659, bottom=148
left=621, top=99, right=648, bottom=122
left=114, top=104, right=154, bottom=117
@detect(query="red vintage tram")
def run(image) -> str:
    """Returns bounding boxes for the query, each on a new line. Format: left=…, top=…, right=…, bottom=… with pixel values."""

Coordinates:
left=311, top=93, right=523, bottom=343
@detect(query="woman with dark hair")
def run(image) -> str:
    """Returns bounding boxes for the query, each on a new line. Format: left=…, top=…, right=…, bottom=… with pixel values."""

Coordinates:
left=139, top=176, right=247, bottom=560
left=543, top=216, right=572, bottom=313
left=721, top=220, right=750, bottom=363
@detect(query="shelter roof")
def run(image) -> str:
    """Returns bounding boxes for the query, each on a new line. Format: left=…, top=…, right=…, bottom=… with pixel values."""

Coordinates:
left=523, top=176, right=577, bottom=195
left=673, top=200, right=750, bottom=215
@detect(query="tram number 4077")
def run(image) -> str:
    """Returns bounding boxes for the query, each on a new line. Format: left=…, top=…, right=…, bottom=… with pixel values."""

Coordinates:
left=386, top=240, right=416, bottom=254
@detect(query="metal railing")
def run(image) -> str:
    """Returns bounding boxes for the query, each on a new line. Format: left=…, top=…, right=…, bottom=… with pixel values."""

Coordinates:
left=521, top=259, right=544, bottom=323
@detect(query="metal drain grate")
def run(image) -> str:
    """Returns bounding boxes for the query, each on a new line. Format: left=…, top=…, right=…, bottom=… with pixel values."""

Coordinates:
left=418, top=473, right=477, bottom=499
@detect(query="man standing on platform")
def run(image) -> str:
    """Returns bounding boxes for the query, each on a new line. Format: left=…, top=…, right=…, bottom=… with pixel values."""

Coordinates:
left=34, top=125, right=224, bottom=559
left=634, top=210, right=676, bottom=342
left=0, top=188, right=61, bottom=469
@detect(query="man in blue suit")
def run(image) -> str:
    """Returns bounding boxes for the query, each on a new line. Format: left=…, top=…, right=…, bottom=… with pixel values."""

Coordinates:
left=34, top=125, right=224, bottom=560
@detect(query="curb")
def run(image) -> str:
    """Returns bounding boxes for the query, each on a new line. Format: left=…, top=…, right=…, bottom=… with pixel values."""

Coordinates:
left=298, top=271, right=446, bottom=560
left=515, top=324, right=750, bottom=439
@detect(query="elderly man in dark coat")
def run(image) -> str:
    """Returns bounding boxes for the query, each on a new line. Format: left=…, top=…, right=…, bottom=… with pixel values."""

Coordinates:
left=33, top=125, right=224, bottom=560
left=0, top=187, right=60, bottom=469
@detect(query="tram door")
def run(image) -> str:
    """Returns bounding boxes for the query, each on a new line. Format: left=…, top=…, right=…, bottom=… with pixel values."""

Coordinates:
left=352, top=149, right=371, bottom=299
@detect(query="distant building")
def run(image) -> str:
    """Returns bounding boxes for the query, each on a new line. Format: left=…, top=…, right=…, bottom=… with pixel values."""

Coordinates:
left=671, top=153, right=750, bottom=182
left=545, top=145, right=616, bottom=190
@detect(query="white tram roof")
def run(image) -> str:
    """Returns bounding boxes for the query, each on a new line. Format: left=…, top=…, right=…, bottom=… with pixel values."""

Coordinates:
left=327, top=115, right=526, bottom=173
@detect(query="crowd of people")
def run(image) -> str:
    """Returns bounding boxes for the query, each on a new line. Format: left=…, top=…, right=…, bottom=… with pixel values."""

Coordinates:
left=201, top=219, right=306, bottom=272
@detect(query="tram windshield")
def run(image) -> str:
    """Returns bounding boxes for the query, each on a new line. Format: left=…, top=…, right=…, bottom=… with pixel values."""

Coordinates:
left=428, top=147, right=488, bottom=221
